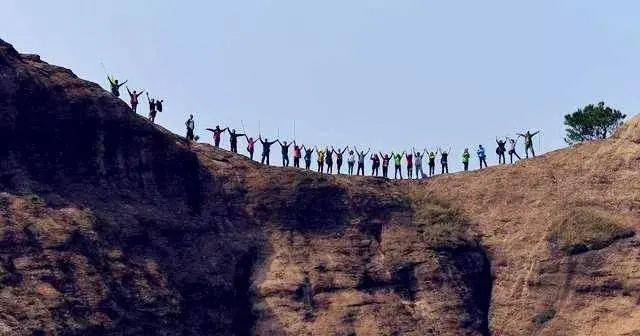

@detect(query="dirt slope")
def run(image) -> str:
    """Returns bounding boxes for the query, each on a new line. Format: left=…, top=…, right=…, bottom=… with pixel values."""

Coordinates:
left=408, top=116, right=640, bottom=335
left=0, top=38, right=638, bottom=336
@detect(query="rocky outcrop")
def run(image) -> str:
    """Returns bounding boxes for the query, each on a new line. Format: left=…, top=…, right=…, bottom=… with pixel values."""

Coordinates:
left=0, top=39, right=491, bottom=335
left=1, top=37, right=639, bottom=336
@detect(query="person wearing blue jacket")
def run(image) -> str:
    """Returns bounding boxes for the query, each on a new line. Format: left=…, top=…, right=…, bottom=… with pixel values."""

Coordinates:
left=477, top=145, right=488, bottom=169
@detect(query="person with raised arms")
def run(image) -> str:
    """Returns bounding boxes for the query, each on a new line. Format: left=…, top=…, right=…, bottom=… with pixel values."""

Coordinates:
left=496, top=137, right=507, bottom=164
left=380, top=152, right=391, bottom=178
left=347, top=150, right=356, bottom=175
left=325, top=147, right=334, bottom=174
left=405, top=151, right=414, bottom=180
left=333, top=146, right=348, bottom=174
left=517, top=130, right=540, bottom=158
left=228, top=129, right=246, bottom=153
left=205, top=125, right=228, bottom=148
left=245, top=135, right=258, bottom=160
left=259, top=135, right=278, bottom=165
left=302, top=145, right=314, bottom=170
left=370, top=153, right=380, bottom=176
left=126, top=86, right=144, bottom=113
left=439, top=147, right=450, bottom=174
left=107, top=75, right=127, bottom=97
left=413, top=148, right=426, bottom=179
left=391, top=151, right=405, bottom=179
left=427, top=150, right=437, bottom=176
left=316, top=146, right=326, bottom=173
left=293, top=141, right=302, bottom=168
left=355, top=147, right=370, bottom=176
left=507, top=137, right=521, bottom=163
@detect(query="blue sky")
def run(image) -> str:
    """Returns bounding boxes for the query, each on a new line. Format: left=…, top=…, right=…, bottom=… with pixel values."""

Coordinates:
left=1, top=1, right=638, bottom=171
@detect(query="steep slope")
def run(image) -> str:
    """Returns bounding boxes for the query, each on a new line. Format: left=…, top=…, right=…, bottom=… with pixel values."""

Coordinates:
left=408, top=117, right=640, bottom=335
left=0, top=39, right=491, bottom=336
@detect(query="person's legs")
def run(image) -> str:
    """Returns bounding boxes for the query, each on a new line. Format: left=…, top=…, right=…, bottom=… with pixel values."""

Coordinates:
left=305, top=160, right=311, bottom=170
left=261, top=154, right=266, bottom=164
left=531, top=146, right=536, bottom=157
left=407, top=166, right=412, bottom=179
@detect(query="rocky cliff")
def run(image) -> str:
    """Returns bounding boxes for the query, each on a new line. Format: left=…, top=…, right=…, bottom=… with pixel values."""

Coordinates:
left=0, top=38, right=638, bottom=336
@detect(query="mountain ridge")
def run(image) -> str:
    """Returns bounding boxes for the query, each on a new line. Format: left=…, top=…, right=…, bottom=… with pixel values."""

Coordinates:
left=0, top=38, right=639, bottom=335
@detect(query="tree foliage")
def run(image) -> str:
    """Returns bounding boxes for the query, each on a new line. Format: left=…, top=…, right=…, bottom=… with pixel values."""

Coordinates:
left=564, top=102, right=625, bottom=144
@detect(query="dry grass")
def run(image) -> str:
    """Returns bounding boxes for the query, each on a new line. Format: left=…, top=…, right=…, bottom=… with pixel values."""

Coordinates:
left=549, top=207, right=634, bottom=254
left=407, top=190, right=474, bottom=250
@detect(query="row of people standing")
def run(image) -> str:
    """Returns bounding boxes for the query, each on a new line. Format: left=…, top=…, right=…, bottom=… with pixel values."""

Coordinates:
left=105, top=74, right=542, bottom=179
left=191, top=120, right=542, bottom=179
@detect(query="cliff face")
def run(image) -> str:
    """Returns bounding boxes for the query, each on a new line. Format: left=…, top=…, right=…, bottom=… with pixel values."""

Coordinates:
left=0, top=38, right=637, bottom=336
left=0, top=40, right=491, bottom=336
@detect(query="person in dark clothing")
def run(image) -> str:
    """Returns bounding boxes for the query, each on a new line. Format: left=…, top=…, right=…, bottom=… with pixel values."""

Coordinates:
left=205, top=126, right=228, bottom=147
left=380, top=152, right=391, bottom=178
left=355, top=147, right=370, bottom=176
left=259, top=136, right=278, bottom=165
left=517, top=130, right=540, bottom=158
left=277, top=140, right=292, bottom=166
left=293, top=142, right=302, bottom=168
left=227, top=129, right=246, bottom=153
left=439, top=148, right=450, bottom=174
left=428, top=151, right=436, bottom=176
left=302, top=145, right=314, bottom=170
left=333, top=146, right=348, bottom=174
left=245, top=136, right=258, bottom=160
left=146, top=93, right=157, bottom=122
left=185, top=115, right=195, bottom=141
left=325, top=147, right=334, bottom=174
left=370, top=153, right=380, bottom=176
left=126, top=87, right=144, bottom=113
left=107, top=76, right=127, bottom=97
left=496, top=138, right=507, bottom=164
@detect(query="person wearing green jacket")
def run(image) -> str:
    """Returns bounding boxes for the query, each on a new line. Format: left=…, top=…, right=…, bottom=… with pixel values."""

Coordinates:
left=391, top=151, right=405, bottom=179
left=462, top=148, right=470, bottom=171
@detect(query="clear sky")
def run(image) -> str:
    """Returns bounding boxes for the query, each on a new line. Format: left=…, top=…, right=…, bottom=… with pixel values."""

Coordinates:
left=1, top=1, right=638, bottom=172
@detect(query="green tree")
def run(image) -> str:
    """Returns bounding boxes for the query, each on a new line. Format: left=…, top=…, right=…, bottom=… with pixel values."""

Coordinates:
left=564, top=102, right=625, bottom=144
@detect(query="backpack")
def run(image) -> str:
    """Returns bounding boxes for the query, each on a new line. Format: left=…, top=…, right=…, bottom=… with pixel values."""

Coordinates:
left=156, top=101, right=163, bottom=112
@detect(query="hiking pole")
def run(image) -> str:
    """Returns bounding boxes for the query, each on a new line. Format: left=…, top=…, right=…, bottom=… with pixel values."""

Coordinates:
left=240, top=119, right=246, bottom=134
left=100, top=62, right=108, bottom=77
left=293, top=120, right=296, bottom=140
